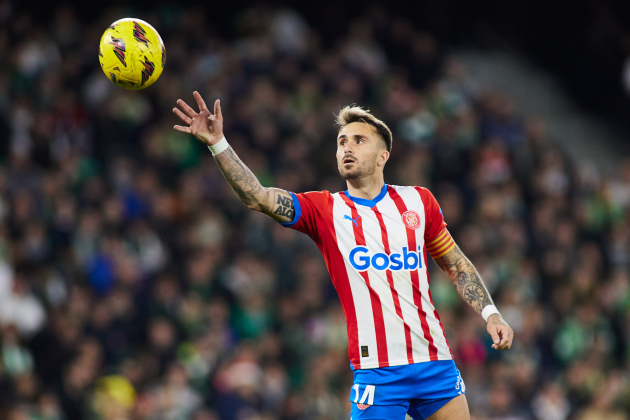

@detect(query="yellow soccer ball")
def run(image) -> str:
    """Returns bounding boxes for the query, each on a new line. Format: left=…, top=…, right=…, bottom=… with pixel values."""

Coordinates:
left=98, top=18, right=165, bottom=90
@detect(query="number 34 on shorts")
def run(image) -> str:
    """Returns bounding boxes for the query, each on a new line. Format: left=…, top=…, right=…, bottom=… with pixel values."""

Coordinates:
left=353, top=384, right=376, bottom=407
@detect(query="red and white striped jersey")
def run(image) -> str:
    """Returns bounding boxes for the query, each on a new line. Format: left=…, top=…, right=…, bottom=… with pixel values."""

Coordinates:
left=282, top=184, right=456, bottom=369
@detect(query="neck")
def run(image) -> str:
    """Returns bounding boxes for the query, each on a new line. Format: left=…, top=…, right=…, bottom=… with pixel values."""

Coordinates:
left=346, top=174, right=385, bottom=200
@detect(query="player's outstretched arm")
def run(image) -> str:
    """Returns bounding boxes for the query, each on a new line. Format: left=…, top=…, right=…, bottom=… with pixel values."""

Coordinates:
left=433, top=245, right=514, bottom=350
left=172, top=92, right=295, bottom=224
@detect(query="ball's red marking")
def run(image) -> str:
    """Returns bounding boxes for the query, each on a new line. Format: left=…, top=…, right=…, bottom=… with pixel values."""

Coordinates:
left=140, top=56, right=155, bottom=85
left=107, top=37, right=127, bottom=67
left=133, top=21, right=151, bottom=47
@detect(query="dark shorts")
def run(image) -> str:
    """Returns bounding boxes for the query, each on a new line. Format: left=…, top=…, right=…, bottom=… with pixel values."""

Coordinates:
left=350, top=360, right=465, bottom=420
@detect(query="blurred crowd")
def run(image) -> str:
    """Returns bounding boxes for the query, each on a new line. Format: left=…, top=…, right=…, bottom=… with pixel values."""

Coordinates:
left=1, top=2, right=630, bottom=420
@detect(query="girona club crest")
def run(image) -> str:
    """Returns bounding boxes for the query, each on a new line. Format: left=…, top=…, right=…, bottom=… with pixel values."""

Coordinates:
left=402, top=210, right=420, bottom=230
left=356, top=403, right=370, bottom=410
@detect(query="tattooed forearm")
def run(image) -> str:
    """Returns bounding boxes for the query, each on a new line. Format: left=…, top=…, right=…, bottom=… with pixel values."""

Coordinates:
left=214, top=147, right=295, bottom=223
left=215, top=147, right=268, bottom=207
left=433, top=245, right=493, bottom=313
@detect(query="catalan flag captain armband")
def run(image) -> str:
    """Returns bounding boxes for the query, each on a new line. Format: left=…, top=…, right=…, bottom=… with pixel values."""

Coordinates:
left=426, top=228, right=456, bottom=259
left=208, top=136, right=229, bottom=155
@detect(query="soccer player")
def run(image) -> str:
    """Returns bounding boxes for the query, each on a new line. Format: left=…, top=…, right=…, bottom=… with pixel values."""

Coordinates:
left=173, top=92, right=514, bottom=420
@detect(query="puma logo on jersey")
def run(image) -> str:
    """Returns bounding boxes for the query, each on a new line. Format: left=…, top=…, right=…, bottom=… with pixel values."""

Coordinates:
left=344, top=214, right=360, bottom=227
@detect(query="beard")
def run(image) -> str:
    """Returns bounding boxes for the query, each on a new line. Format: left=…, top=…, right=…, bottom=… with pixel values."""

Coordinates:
left=338, top=158, right=377, bottom=180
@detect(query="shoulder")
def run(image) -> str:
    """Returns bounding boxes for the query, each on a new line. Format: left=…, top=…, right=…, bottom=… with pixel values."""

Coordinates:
left=297, top=190, right=334, bottom=202
left=387, top=184, right=427, bottom=193
left=295, top=190, right=335, bottom=211
left=299, top=190, right=334, bottom=197
left=387, top=184, right=431, bottom=200
left=290, top=191, right=336, bottom=233
left=412, top=185, right=432, bottom=197
left=388, top=185, right=440, bottom=212
left=411, top=185, right=437, bottom=203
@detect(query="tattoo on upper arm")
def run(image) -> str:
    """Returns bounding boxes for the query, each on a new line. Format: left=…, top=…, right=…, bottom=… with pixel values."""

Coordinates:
left=273, top=193, right=295, bottom=219
left=434, top=246, right=493, bottom=314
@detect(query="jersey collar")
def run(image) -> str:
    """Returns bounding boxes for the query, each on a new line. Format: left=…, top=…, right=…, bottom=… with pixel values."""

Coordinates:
left=343, top=184, right=388, bottom=208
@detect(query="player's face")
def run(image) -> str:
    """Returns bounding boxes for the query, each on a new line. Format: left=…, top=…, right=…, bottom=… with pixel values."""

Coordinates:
left=337, top=122, right=387, bottom=180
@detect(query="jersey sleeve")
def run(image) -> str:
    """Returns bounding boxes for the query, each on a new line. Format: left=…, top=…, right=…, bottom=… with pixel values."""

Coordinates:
left=416, top=187, right=456, bottom=259
left=279, top=190, right=330, bottom=242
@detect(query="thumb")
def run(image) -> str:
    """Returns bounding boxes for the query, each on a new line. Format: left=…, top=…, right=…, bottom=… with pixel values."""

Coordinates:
left=488, top=324, right=500, bottom=345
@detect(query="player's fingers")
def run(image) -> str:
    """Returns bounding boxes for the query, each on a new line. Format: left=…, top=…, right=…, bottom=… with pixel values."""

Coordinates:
left=193, top=91, right=209, bottom=113
left=488, top=325, right=501, bottom=348
left=497, top=327, right=511, bottom=350
left=172, top=108, right=192, bottom=125
left=173, top=125, right=192, bottom=134
left=215, top=99, right=222, bottom=120
left=503, top=327, right=514, bottom=349
left=177, top=99, right=198, bottom=118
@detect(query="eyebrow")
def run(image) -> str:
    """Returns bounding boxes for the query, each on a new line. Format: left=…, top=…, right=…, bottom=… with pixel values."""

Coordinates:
left=338, top=134, right=368, bottom=140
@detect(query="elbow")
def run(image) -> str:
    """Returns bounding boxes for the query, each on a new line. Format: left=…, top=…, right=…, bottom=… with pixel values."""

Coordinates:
left=240, top=188, right=269, bottom=212
left=246, top=202, right=263, bottom=212
left=244, top=197, right=265, bottom=212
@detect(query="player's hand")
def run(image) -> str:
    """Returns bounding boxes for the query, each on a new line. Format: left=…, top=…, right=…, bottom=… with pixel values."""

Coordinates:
left=487, top=314, right=513, bottom=350
left=173, top=91, right=224, bottom=146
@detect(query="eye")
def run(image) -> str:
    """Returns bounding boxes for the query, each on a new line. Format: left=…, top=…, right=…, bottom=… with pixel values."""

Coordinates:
left=339, top=140, right=346, bottom=146
left=357, top=139, right=364, bottom=144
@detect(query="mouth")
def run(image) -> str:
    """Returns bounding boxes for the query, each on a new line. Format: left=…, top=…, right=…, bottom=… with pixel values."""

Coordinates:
left=343, top=157, right=355, bottom=165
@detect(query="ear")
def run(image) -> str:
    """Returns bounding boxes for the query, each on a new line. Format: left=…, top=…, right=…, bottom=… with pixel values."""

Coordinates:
left=377, top=150, right=390, bottom=167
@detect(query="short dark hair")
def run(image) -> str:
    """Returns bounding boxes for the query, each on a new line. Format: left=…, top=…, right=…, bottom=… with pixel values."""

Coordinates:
left=335, top=106, right=393, bottom=152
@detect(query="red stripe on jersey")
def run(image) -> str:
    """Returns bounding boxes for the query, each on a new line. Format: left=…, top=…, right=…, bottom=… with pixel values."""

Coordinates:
left=387, top=186, right=439, bottom=361
left=372, top=205, right=415, bottom=365
left=340, top=193, right=390, bottom=367
left=423, top=243, right=454, bottom=358
left=322, top=194, right=362, bottom=368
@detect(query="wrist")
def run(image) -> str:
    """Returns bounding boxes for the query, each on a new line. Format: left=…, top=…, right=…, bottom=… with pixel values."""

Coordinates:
left=208, top=136, right=228, bottom=155
left=481, top=305, right=501, bottom=322
left=206, top=133, right=225, bottom=145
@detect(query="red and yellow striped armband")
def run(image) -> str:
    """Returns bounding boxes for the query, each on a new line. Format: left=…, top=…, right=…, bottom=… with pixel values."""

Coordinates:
left=426, top=228, right=456, bottom=259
